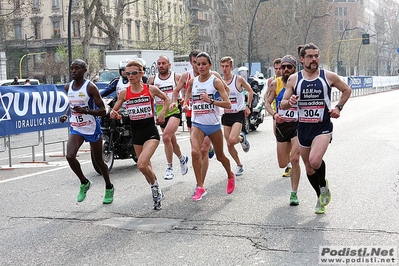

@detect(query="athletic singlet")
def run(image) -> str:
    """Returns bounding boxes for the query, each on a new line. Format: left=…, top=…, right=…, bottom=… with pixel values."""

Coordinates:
left=125, top=84, right=155, bottom=128
left=192, top=74, right=220, bottom=125
left=224, top=75, right=245, bottom=114
left=153, top=72, right=180, bottom=117
left=275, top=77, right=298, bottom=123
left=294, top=69, right=332, bottom=124
left=272, top=77, right=284, bottom=111
left=67, top=79, right=97, bottom=135
left=116, top=77, right=129, bottom=96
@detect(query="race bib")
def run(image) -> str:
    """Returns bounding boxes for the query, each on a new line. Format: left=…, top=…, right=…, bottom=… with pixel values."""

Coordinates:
left=278, top=102, right=298, bottom=122
left=297, top=100, right=325, bottom=123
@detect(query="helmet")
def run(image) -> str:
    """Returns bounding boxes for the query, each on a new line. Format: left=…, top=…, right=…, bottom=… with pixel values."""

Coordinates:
left=135, top=58, right=147, bottom=72
left=119, top=59, right=131, bottom=75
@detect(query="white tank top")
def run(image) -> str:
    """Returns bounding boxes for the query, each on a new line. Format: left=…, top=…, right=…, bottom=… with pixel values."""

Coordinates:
left=67, top=80, right=96, bottom=134
left=116, top=77, right=129, bottom=96
left=192, top=74, right=220, bottom=125
left=153, top=72, right=176, bottom=106
left=224, top=75, right=245, bottom=113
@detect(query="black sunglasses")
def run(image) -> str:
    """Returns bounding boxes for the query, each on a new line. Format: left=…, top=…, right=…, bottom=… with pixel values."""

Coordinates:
left=125, top=71, right=141, bottom=76
left=281, top=65, right=294, bottom=70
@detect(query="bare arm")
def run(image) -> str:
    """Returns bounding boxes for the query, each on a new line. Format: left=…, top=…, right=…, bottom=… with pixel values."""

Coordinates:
left=327, top=71, right=351, bottom=118
left=150, top=85, right=170, bottom=124
left=110, top=89, right=127, bottom=119
left=200, top=78, right=231, bottom=109
left=212, top=71, right=230, bottom=95
left=147, top=75, right=155, bottom=85
left=170, top=72, right=188, bottom=111
left=264, top=79, right=277, bottom=117
left=280, top=74, right=298, bottom=110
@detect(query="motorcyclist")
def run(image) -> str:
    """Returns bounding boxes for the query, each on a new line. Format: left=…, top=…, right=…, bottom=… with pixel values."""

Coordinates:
left=101, top=59, right=131, bottom=98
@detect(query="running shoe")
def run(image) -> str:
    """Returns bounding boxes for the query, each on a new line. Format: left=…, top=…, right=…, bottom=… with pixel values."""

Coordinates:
left=235, top=165, right=244, bottom=176
left=164, top=167, right=175, bottom=180
left=240, top=132, right=250, bottom=153
left=151, top=185, right=165, bottom=210
left=226, top=172, right=236, bottom=194
left=319, top=179, right=331, bottom=206
left=315, top=199, right=326, bottom=214
left=77, top=179, right=92, bottom=202
left=103, top=186, right=114, bottom=204
left=282, top=167, right=292, bottom=177
left=180, top=156, right=189, bottom=175
left=289, top=192, right=299, bottom=206
left=208, top=145, right=215, bottom=159
left=192, top=187, right=207, bottom=201
left=192, top=184, right=198, bottom=196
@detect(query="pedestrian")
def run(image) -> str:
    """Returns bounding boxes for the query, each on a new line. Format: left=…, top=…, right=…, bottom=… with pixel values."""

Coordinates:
left=182, top=52, right=235, bottom=201
left=220, top=56, right=253, bottom=176
left=280, top=43, right=351, bottom=214
left=101, top=59, right=131, bottom=98
left=60, top=59, right=114, bottom=204
left=11, top=76, right=19, bottom=85
left=110, top=59, right=170, bottom=210
left=265, top=58, right=292, bottom=177
left=264, top=55, right=301, bottom=206
left=148, top=55, right=189, bottom=180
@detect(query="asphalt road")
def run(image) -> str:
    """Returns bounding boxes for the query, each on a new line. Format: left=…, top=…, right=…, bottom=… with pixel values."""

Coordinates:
left=1, top=90, right=398, bottom=266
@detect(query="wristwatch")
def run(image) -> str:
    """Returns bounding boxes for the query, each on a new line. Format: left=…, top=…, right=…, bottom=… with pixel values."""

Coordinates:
left=335, top=104, right=343, bottom=111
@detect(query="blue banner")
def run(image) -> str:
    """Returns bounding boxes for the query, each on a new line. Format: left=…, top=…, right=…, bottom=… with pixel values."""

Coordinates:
left=347, top=76, right=373, bottom=89
left=0, top=84, right=69, bottom=137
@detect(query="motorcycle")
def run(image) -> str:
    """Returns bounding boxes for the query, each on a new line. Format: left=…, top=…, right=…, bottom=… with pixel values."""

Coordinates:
left=238, top=68, right=266, bottom=134
left=91, top=97, right=138, bottom=174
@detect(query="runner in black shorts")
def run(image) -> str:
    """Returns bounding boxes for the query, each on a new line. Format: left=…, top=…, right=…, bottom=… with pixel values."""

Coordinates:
left=280, top=43, right=351, bottom=214
left=220, top=56, right=253, bottom=177
left=264, top=55, right=301, bottom=206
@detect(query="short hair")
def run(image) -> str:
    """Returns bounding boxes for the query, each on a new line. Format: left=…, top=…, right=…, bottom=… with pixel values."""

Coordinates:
left=196, top=52, right=212, bottom=64
left=273, top=58, right=282, bottom=66
left=71, top=59, right=87, bottom=69
left=298, top=43, right=319, bottom=57
left=220, top=56, right=233, bottom=66
left=126, top=59, right=144, bottom=72
left=189, top=49, right=201, bottom=59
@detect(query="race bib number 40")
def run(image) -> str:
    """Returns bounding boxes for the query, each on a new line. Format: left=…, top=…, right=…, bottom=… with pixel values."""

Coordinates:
left=298, top=100, right=325, bottom=123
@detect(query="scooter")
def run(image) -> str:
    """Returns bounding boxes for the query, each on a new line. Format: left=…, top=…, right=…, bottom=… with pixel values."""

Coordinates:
left=91, top=97, right=138, bottom=174
left=238, top=67, right=266, bottom=133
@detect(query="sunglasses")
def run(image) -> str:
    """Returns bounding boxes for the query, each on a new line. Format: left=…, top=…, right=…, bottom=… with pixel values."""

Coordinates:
left=125, top=71, right=141, bottom=76
left=281, top=65, right=294, bottom=70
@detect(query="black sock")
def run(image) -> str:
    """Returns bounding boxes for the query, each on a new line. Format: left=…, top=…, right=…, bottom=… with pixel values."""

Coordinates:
left=307, top=172, right=321, bottom=196
left=315, top=160, right=326, bottom=187
left=106, top=183, right=113, bottom=190
left=81, top=179, right=89, bottom=185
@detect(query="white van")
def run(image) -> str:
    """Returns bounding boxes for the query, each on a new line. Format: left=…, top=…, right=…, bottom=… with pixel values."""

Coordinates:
left=0, top=78, right=40, bottom=86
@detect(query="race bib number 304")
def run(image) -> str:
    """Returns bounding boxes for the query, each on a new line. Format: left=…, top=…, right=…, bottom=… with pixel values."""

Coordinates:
left=298, top=100, right=325, bottom=123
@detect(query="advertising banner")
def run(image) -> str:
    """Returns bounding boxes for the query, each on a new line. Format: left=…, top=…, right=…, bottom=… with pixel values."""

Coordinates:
left=0, top=84, right=69, bottom=137
left=347, top=76, right=373, bottom=89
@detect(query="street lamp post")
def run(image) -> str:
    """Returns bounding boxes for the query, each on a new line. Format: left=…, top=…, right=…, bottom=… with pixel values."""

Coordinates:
left=24, top=34, right=35, bottom=78
left=248, top=0, right=268, bottom=76
left=336, top=25, right=359, bottom=75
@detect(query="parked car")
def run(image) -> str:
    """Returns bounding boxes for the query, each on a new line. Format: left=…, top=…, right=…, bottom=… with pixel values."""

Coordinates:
left=0, top=79, right=40, bottom=86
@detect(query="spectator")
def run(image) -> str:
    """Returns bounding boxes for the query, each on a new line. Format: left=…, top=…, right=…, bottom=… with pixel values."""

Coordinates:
left=11, top=76, right=19, bottom=85
left=24, top=79, right=31, bottom=85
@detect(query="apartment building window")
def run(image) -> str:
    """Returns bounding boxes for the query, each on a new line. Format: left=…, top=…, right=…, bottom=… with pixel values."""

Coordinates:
left=135, top=1, right=139, bottom=15
left=127, top=19, right=132, bottom=40
left=14, top=0, right=21, bottom=9
left=33, top=0, right=40, bottom=10
left=98, top=21, right=103, bottom=37
left=135, top=20, right=141, bottom=41
left=14, top=24, right=22, bottom=40
left=52, top=0, right=59, bottom=8
left=168, top=3, right=171, bottom=19
left=53, top=21, right=60, bottom=38
left=33, top=21, right=41, bottom=39
left=336, top=20, right=348, bottom=31
left=335, top=7, right=347, bottom=16
left=73, top=20, right=80, bottom=37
